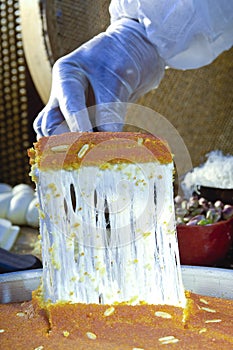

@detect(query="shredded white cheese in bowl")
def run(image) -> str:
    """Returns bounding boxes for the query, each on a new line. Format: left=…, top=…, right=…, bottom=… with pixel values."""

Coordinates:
left=181, top=151, right=233, bottom=199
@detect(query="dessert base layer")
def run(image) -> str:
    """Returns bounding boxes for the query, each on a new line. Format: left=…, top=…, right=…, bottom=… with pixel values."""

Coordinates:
left=1, top=292, right=233, bottom=349
left=28, top=132, right=173, bottom=170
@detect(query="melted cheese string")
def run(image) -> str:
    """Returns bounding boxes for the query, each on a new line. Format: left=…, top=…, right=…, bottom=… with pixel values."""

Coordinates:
left=36, top=162, right=185, bottom=306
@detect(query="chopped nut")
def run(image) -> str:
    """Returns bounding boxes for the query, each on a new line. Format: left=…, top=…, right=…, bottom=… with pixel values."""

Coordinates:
left=143, top=232, right=151, bottom=238
left=38, top=209, right=45, bottom=219
left=205, top=319, right=222, bottom=323
left=104, top=306, right=115, bottom=317
left=199, top=298, right=209, bottom=305
left=128, top=295, right=139, bottom=304
left=78, top=144, right=89, bottom=158
left=144, top=263, right=152, bottom=270
left=0, top=329, right=5, bottom=333
left=34, top=346, right=44, bottom=350
left=16, top=312, right=25, bottom=317
left=51, top=145, right=69, bottom=152
left=201, top=307, right=216, bottom=313
left=63, top=330, right=70, bottom=337
left=199, top=328, right=207, bottom=334
left=161, top=339, right=179, bottom=345
left=86, top=331, right=97, bottom=340
left=48, top=183, right=57, bottom=191
left=158, top=336, right=179, bottom=344
left=159, top=336, right=176, bottom=342
left=155, top=311, right=172, bottom=319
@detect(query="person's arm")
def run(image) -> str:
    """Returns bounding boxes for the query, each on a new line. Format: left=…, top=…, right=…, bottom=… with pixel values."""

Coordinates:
left=34, top=18, right=165, bottom=137
left=110, top=0, right=233, bottom=69
left=34, top=0, right=233, bottom=137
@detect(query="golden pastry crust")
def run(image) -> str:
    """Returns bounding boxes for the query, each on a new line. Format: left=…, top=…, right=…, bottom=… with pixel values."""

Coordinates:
left=1, top=292, right=233, bottom=349
left=28, top=132, right=173, bottom=170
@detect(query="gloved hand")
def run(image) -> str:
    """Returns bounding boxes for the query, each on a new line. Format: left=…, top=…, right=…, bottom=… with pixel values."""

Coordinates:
left=34, top=18, right=165, bottom=137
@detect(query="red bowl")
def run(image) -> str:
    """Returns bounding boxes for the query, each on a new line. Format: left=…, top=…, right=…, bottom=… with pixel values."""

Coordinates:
left=177, top=217, right=233, bottom=266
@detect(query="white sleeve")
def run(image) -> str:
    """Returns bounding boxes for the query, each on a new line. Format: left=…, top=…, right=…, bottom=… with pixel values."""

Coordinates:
left=109, top=0, right=233, bottom=69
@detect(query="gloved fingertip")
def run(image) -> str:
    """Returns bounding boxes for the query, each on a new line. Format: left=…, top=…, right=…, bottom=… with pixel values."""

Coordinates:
left=46, top=122, right=71, bottom=136
left=97, top=122, right=124, bottom=132
left=66, top=111, right=93, bottom=132
left=33, top=121, right=43, bottom=139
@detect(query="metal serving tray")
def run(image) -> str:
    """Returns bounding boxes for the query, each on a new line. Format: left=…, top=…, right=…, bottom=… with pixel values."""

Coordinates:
left=0, top=266, right=233, bottom=304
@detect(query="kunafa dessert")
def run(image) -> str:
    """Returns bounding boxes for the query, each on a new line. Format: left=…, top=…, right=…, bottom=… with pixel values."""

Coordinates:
left=28, top=132, right=184, bottom=306
left=1, top=132, right=233, bottom=349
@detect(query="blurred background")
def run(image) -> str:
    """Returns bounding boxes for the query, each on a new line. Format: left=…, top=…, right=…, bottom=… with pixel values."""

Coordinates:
left=1, top=0, right=232, bottom=186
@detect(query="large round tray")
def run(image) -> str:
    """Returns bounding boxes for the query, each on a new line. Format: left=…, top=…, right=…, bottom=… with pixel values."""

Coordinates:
left=0, top=266, right=233, bottom=304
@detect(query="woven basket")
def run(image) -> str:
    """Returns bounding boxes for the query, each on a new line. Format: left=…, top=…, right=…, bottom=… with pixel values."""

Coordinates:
left=138, top=48, right=233, bottom=168
left=18, top=1, right=233, bottom=178
left=0, top=0, right=43, bottom=186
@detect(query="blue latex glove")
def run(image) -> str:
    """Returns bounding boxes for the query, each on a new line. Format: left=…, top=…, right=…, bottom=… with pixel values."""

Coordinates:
left=34, top=18, right=165, bottom=137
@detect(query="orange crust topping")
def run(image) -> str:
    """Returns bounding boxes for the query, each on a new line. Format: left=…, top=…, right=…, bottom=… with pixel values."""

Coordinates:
left=1, top=292, right=233, bottom=349
left=28, top=132, right=173, bottom=170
